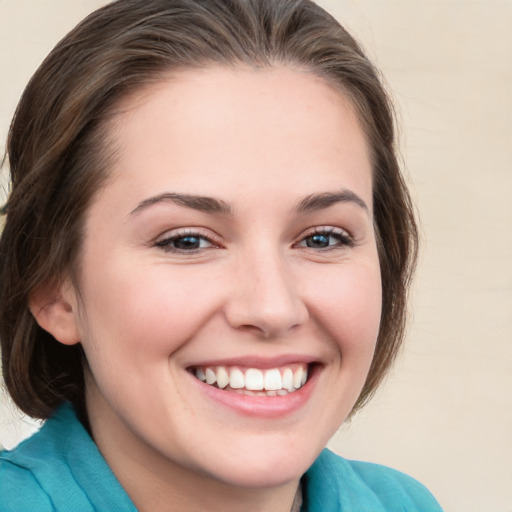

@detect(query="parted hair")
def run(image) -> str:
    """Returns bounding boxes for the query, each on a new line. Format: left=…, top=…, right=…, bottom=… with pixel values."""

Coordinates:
left=0, top=0, right=418, bottom=419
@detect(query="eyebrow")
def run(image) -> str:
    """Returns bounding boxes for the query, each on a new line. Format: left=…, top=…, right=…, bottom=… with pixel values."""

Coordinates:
left=130, top=189, right=368, bottom=217
left=296, top=190, right=369, bottom=214
left=130, top=192, right=232, bottom=216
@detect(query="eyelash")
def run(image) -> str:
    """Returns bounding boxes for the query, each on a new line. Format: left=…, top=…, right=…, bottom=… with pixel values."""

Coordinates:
left=154, top=229, right=219, bottom=253
left=154, top=226, right=354, bottom=254
left=295, top=227, right=354, bottom=250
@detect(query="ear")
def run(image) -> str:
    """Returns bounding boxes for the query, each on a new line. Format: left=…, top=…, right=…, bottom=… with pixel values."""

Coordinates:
left=29, top=279, right=81, bottom=346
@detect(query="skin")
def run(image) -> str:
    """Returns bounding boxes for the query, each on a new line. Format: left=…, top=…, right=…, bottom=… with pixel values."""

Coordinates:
left=34, top=66, right=382, bottom=512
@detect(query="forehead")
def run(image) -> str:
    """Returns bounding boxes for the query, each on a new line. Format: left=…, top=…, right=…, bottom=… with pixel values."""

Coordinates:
left=97, top=65, right=372, bottom=212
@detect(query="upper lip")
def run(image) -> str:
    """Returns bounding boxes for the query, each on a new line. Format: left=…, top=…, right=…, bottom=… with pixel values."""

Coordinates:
left=186, top=354, right=320, bottom=370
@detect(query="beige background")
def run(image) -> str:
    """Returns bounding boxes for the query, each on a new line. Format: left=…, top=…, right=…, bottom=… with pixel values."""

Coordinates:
left=1, top=1, right=511, bottom=511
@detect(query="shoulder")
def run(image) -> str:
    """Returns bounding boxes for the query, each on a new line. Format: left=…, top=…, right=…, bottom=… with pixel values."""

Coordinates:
left=0, top=403, right=136, bottom=512
left=0, top=449, right=54, bottom=512
left=0, top=404, right=136, bottom=512
left=0, top=407, right=74, bottom=512
left=347, top=457, right=443, bottom=510
left=305, top=449, right=444, bottom=511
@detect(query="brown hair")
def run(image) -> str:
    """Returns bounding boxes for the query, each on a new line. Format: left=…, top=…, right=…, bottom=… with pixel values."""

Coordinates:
left=0, top=0, right=417, bottom=419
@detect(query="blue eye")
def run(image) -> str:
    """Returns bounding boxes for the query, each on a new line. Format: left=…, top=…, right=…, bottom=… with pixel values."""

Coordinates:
left=172, top=235, right=203, bottom=250
left=155, top=232, right=214, bottom=252
left=305, top=233, right=333, bottom=248
left=298, top=228, right=353, bottom=249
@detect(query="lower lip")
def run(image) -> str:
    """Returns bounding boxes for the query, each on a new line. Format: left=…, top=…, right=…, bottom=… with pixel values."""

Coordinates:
left=189, top=366, right=319, bottom=418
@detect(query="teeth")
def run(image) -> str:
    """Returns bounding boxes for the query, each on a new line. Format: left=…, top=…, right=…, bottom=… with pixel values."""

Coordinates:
left=193, top=364, right=310, bottom=395
left=301, top=368, right=308, bottom=386
left=216, top=366, right=229, bottom=389
left=282, top=368, right=293, bottom=391
left=293, top=368, right=304, bottom=389
left=205, top=368, right=216, bottom=385
left=229, top=368, right=245, bottom=389
left=245, top=369, right=264, bottom=390
left=264, top=369, right=282, bottom=391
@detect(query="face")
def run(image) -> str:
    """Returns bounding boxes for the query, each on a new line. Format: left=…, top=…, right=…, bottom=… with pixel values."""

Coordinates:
left=65, top=67, right=381, bottom=490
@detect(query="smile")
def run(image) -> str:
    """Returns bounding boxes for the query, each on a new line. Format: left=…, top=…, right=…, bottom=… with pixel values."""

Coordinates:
left=190, top=364, right=309, bottom=397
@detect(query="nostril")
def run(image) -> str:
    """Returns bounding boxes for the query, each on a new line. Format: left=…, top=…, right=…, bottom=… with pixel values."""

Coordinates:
left=224, top=295, right=308, bottom=338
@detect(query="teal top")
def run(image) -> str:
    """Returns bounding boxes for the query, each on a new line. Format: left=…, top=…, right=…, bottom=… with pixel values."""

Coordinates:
left=0, top=403, right=443, bottom=511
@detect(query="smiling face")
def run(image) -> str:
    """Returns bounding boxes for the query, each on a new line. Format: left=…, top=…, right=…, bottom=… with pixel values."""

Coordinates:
left=54, top=66, right=381, bottom=501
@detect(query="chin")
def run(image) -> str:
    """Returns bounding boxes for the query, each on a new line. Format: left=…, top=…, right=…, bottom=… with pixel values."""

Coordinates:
left=196, top=437, right=322, bottom=489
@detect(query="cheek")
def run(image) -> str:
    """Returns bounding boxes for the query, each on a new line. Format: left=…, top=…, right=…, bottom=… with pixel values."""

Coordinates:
left=77, top=262, right=223, bottom=361
left=307, top=260, right=382, bottom=356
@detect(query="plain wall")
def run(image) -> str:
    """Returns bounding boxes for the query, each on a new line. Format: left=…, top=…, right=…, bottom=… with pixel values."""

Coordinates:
left=1, top=2, right=511, bottom=511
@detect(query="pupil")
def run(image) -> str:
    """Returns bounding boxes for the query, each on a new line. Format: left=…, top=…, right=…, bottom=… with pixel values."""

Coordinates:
left=307, top=234, right=329, bottom=248
left=175, top=236, right=200, bottom=250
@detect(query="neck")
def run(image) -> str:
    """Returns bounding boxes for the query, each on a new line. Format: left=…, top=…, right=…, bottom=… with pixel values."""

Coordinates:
left=86, top=386, right=302, bottom=512
left=128, top=466, right=300, bottom=512
left=101, top=435, right=300, bottom=512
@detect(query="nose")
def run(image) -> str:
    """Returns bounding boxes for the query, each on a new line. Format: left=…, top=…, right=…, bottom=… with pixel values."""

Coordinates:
left=224, top=248, right=309, bottom=338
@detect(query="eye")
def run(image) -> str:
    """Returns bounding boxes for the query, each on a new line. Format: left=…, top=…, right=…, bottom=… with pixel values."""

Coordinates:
left=296, top=227, right=353, bottom=250
left=154, top=230, right=217, bottom=253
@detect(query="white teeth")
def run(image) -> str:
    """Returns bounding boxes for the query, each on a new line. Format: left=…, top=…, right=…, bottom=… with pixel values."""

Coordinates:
left=205, top=368, right=217, bottom=385
left=282, top=368, right=293, bottom=391
left=301, top=368, right=308, bottom=386
left=229, top=368, right=245, bottom=389
left=264, top=369, right=282, bottom=391
left=193, top=364, right=311, bottom=394
left=245, top=368, right=264, bottom=390
left=293, top=368, right=304, bottom=389
left=216, top=366, right=229, bottom=389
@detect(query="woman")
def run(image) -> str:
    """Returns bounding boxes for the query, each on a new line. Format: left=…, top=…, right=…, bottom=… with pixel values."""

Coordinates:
left=0, top=1, right=443, bottom=510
